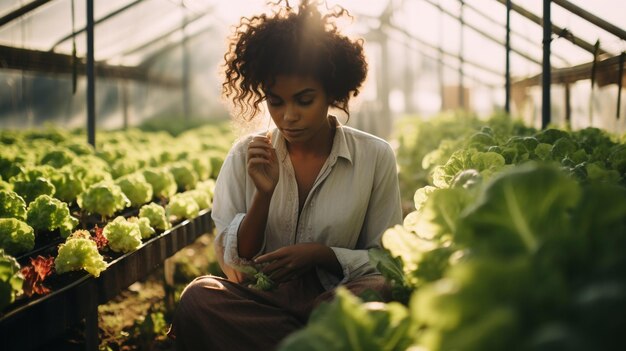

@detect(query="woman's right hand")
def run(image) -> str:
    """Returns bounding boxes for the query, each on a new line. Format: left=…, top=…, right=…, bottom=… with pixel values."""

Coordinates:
left=247, top=133, right=279, bottom=195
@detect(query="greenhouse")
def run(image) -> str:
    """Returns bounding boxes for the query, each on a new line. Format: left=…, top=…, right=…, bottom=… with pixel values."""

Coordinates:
left=0, top=0, right=625, bottom=350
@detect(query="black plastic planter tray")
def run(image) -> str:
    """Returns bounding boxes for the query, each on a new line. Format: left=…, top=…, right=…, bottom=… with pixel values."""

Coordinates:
left=97, top=209, right=213, bottom=302
left=0, top=273, right=97, bottom=351
left=0, top=209, right=213, bottom=351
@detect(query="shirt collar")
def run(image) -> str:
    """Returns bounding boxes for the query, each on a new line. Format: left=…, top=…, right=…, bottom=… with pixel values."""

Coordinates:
left=329, top=116, right=353, bottom=164
left=272, top=115, right=353, bottom=165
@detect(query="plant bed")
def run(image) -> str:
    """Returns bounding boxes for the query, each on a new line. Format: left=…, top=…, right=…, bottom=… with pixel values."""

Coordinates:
left=24, top=232, right=221, bottom=351
left=0, top=210, right=213, bottom=351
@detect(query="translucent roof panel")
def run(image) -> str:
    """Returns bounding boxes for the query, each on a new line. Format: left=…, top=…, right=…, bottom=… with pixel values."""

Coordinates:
left=207, top=0, right=624, bottom=89
left=2, top=0, right=623, bottom=66
left=385, top=0, right=625, bottom=85
left=1, top=0, right=76, bottom=50
left=1, top=0, right=624, bottom=132
left=0, top=0, right=214, bottom=63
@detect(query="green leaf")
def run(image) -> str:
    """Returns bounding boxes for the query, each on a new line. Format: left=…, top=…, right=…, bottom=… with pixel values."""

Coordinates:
left=459, top=163, right=580, bottom=255
left=406, top=188, right=471, bottom=240
left=0, top=249, right=23, bottom=310
left=382, top=225, right=437, bottom=272
left=369, top=248, right=406, bottom=286
left=279, top=288, right=417, bottom=351
left=279, top=288, right=375, bottom=351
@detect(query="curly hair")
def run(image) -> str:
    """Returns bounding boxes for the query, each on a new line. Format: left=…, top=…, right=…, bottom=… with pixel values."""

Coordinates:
left=222, top=0, right=368, bottom=121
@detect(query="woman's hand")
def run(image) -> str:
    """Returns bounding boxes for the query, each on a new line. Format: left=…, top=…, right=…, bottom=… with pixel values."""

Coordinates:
left=255, top=243, right=329, bottom=284
left=247, top=133, right=279, bottom=195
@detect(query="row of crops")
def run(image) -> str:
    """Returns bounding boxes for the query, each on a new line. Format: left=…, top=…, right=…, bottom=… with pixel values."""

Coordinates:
left=2, top=113, right=626, bottom=350
left=0, top=123, right=233, bottom=312
left=278, top=114, right=626, bottom=351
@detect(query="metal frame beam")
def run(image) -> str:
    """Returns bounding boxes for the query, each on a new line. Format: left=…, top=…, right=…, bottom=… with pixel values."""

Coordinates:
left=459, top=0, right=569, bottom=64
left=512, top=53, right=626, bottom=88
left=422, top=0, right=542, bottom=65
left=385, top=22, right=503, bottom=78
left=118, top=9, right=211, bottom=62
left=50, top=0, right=145, bottom=51
left=552, top=0, right=626, bottom=41
left=387, top=35, right=501, bottom=89
left=0, top=45, right=181, bottom=87
left=0, top=0, right=53, bottom=28
left=494, top=0, right=611, bottom=56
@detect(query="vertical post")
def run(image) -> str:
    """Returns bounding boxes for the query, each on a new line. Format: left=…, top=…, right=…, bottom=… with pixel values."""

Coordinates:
left=380, top=33, right=391, bottom=137
left=121, top=81, right=129, bottom=129
left=459, top=0, right=465, bottom=110
left=565, top=83, right=571, bottom=126
left=589, top=40, right=599, bottom=125
left=542, top=0, right=551, bottom=129
left=163, top=257, right=176, bottom=313
left=84, top=301, right=98, bottom=351
left=84, top=282, right=99, bottom=351
left=505, top=0, right=511, bottom=114
left=182, top=17, right=191, bottom=120
left=403, top=36, right=414, bottom=113
left=438, top=1, right=444, bottom=110
left=617, top=52, right=624, bottom=120
left=86, top=0, right=96, bottom=147
left=377, top=0, right=392, bottom=138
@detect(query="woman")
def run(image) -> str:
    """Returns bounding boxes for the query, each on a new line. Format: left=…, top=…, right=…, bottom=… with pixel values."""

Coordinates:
left=169, top=1, right=401, bottom=350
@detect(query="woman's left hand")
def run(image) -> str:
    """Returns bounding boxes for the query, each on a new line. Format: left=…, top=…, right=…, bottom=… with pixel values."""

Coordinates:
left=255, top=243, right=327, bottom=284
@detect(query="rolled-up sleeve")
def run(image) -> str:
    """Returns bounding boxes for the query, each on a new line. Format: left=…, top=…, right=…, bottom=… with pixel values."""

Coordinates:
left=317, top=248, right=372, bottom=289
left=212, top=143, right=260, bottom=269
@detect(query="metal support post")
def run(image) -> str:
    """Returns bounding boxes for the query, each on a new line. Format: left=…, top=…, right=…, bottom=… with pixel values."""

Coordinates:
left=182, top=17, right=191, bottom=120
left=542, top=0, right=551, bottom=129
left=505, top=0, right=511, bottom=114
left=86, top=0, right=96, bottom=147
left=459, top=0, right=465, bottom=110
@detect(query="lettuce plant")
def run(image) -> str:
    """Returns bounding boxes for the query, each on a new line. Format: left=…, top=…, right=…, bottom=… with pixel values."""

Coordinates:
left=26, top=195, right=78, bottom=238
left=55, top=230, right=107, bottom=277
left=77, top=181, right=130, bottom=219
left=0, top=190, right=27, bottom=220
left=0, top=218, right=35, bottom=256
left=0, top=249, right=23, bottom=311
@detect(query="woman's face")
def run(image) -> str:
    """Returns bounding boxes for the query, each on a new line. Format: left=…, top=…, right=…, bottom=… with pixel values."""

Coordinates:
left=264, top=75, right=331, bottom=145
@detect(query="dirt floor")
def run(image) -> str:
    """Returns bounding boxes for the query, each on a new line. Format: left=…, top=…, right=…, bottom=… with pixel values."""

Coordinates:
left=38, top=234, right=220, bottom=351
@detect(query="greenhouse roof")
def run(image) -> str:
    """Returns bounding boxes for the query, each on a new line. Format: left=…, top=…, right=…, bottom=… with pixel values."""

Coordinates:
left=1, top=0, right=624, bottom=78
left=0, top=0, right=219, bottom=66
left=0, top=0, right=624, bottom=132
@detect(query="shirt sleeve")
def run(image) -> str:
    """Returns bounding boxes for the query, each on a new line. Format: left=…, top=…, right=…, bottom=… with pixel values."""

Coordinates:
left=211, top=141, right=263, bottom=270
left=318, top=142, right=403, bottom=289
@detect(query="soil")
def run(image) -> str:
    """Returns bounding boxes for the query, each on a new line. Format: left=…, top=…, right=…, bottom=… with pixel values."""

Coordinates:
left=35, top=234, right=218, bottom=351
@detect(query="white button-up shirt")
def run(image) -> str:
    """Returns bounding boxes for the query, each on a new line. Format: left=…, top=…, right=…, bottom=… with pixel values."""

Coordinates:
left=212, top=121, right=402, bottom=290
